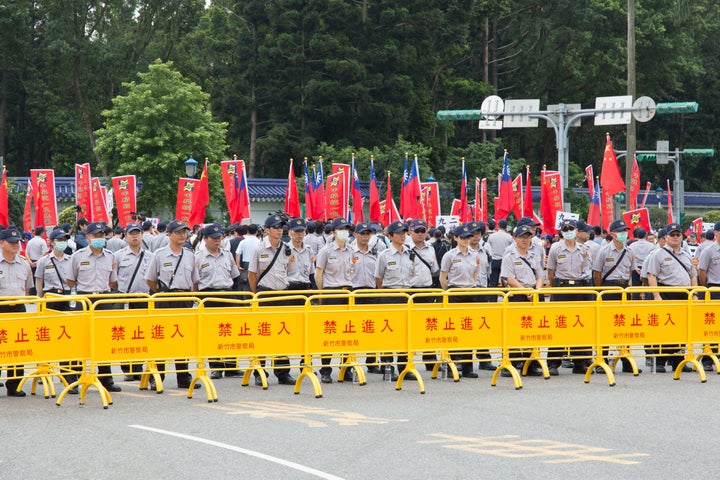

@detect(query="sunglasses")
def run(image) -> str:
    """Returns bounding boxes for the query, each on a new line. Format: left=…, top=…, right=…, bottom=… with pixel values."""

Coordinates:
left=668, top=232, right=682, bottom=237
left=561, top=227, right=575, bottom=232
left=412, top=228, right=427, bottom=234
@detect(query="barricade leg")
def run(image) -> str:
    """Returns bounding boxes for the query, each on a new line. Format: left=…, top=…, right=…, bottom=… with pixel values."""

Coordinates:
left=431, top=351, right=459, bottom=382
left=586, top=352, right=616, bottom=387
left=697, top=344, right=720, bottom=373
left=491, top=349, right=522, bottom=390
left=525, top=348, right=549, bottom=379
left=56, top=369, right=111, bottom=409
left=294, top=355, right=323, bottom=398
left=242, top=357, right=268, bottom=390
left=139, top=361, right=164, bottom=394
left=396, top=355, right=424, bottom=394
left=338, top=354, right=366, bottom=386
left=190, top=360, right=217, bottom=402
left=611, top=345, right=640, bottom=376
left=673, top=347, right=706, bottom=383
left=19, top=363, right=65, bottom=399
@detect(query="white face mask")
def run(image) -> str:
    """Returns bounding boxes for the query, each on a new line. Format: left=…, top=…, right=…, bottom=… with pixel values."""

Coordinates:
left=562, top=230, right=576, bottom=241
left=335, top=229, right=350, bottom=242
left=616, top=232, right=628, bottom=243
left=54, top=241, right=68, bottom=252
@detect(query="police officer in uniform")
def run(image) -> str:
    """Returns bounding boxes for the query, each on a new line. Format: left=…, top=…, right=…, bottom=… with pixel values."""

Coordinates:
left=439, top=224, right=483, bottom=378
left=66, top=222, right=122, bottom=392
left=145, top=219, right=201, bottom=389
left=374, top=221, right=416, bottom=381
left=114, top=222, right=154, bottom=380
left=287, top=218, right=314, bottom=292
left=314, top=217, right=354, bottom=383
left=0, top=227, right=34, bottom=396
left=592, top=219, right=639, bottom=373
left=546, top=219, right=592, bottom=375
left=195, top=222, right=242, bottom=379
left=698, top=221, right=720, bottom=370
left=646, top=222, right=698, bottom=372
left=248, top=214, right=296, bottom=386
left=500, top=224, right=544, bottom=376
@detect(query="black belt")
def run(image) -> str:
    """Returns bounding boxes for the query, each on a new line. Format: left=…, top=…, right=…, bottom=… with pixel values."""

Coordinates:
left=708, top=283, right=720, bottom=288
left=77, top=290, right=110, bottom=295
left=199, top=288, right=233, bottom=292
left=43, top=289, right=70, bottom=295
left=553, top=279, right=588, bottom=287
left=602, top=279, right=629, bottom=286
left=288, top=282, right=312, bottom=290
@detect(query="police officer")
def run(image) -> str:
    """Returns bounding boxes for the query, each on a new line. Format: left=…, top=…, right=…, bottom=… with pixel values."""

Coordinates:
left=467, top=222, right=496, bottom=369
left=195, top=222, right=242, bottom=379
left=315, top=217, right=354, bottom=383
left=248, top=214, right=296, bottom=386
left=628, top=228, right=654, bottom=292
left=145, top=219, right=201, bottom=390
left=698, top=222, right=720, bottom=370
left=66, top=221, right=122, bottom=392
left=113, top=222, right=154, bottom=380
left=486, top=219, right=513, bottom=287
left=592, top=219, right=639, bottom=373
left=35, top=228, right=72, bottom=306
left=375, top=221, right=416, bottom=381
left=646, top=222, right=697, bottom=372
left=439, top=224, right=483, bottom=379
left=546, top=219, right=592, bottom=376
left=0, top=227, right=34, bottom=396
left=287, top=218, right=314, bottom=292
left=500, top=224, right=544, bottom=377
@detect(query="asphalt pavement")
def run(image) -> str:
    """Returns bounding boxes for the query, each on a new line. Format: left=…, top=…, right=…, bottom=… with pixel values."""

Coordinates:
left=0, top=358, right=716, bottom=480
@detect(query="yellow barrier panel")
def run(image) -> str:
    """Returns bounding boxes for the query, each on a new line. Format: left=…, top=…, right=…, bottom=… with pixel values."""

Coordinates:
left=690, top=287, right=720, bottom=373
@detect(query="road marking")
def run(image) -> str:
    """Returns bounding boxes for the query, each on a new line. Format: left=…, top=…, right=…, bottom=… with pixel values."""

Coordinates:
left=197, top=400, right=409, bottom=427
left=130, top=425, right=346, bottom=480
left=419, top=433, right=650, bottom=464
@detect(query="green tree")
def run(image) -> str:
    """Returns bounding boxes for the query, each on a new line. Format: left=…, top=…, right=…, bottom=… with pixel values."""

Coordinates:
left=95, top=60, right=227, bottom=214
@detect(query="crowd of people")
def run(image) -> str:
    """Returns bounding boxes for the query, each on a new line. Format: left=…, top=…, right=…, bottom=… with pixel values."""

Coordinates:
left=0, top=209, right=717, bottom=397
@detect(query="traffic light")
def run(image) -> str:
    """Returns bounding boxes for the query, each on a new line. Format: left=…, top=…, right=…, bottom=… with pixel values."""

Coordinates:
left=655, top=102, right=698, bottom=114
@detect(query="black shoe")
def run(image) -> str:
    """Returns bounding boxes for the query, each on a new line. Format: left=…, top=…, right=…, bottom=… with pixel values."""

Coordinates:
left=148, top=380, right=157, bottom=390
left=703, top=363, right=714, bottom=372
left=320, top=374, right=333, bottom=384
left=462, top=371, right=479, bottom=379
left=594, top=366, right=605, bottom=374
left=425, top=364, right=435, bottom=372
left=500, top=370, right=512, bottom=378
left=572, top=367, right=588, bottom=374
left=622, top=367, right=643, bottom=374
left=254, top=376, right=264, bottom=386
left=478, top=363, right=497, bottom=371
left=367, top=366, right=382, bottom=374
left=548, top=367, right=559, bottom=376
left=103, top=383, right=122, bottom=392
left=655, top=365, right=666, bottom=373
left=178, top=382, right=201, bottom=389
left=525, top=368, right=543, bottom=377
left=561, top=359, right=574, bottom=368
left=390, top=373, right=399, bottom=382
left=343, top=371, right=355, bottom=382
left=68, top=387, right=79, bottom=395
left=124, top=375, right=137, bottom=381
left=0, top=382, right=3, bottom=387
left=7, top=389, right=26, bottom=397
left=210, top=371, right=222, bottom=380
left=679, top=364, right=693, bottom=373
left=403, top=372, right=417, bottom=381
left=277, top=374, right=296, bottom=385
left=225, top=370, right=243, bottom=377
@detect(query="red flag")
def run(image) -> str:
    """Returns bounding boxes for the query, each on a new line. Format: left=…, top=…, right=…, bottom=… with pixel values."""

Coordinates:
left=0, top=167, right=7, bottom=227
left=640, top=181, right=651, bottom=209
left=350, top=158, right=364, bottom=222
left=176, top=178, right=198, bottom=224
left=234, top=161, right=251, bottom=223
left=666, top=179, right=673, bottom=224
left=523, top=167, right=540, bottom=223
left=189, top=159, right=210, bottom=226
left=585, top=165, right=594, bottom=199
left=600, top=134, right=626, bottom=197
left=369, top=157, right=381, bottom=222
left=540, top=169, right=562, bottom=235
left=303, top=159, right=314, bottom=220
left=332, top=163, right=350, bottom=218
left=75, top=163, right=92, bottom=222
left=688, top=217, right=703, bottom=237
left=31, top=169, right=58, bottom=229
left=588, top=177, right=601, bottom=227
left=285, top=159, right=301, bottom=217
left=23, top=180, right=33, bottom=233
left=421, top=181, right=440, bottom=226
left=601, top=188, right=615, bottom=232
left=623, top=208, right=651, bottom=239
left=450, top=199, right=462, bottom=217
left=496, top=150, right=514, bottom=220
left=91, top=178, right=110, bottom=224
left=384, top=171, right=396, bottom=225
left=480, top=178, right=488, bottom=223
left=474, top=178, right=480, bottom=222
left=511, top=174, right=523, bottom=219
left=458, top=158, right=470, bottom=222
left=629, top=155, right=640, bottom=210
left=325, top=170, right=346, bottom=219
left=112, top=176, right=137, bottom=228
left=379, top=198, right=400, bottom=225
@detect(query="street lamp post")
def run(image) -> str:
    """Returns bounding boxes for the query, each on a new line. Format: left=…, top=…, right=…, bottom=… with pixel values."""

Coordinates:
left=655, top=187, right=663, bottom=209
left=184, top=155, right=198, bottom=178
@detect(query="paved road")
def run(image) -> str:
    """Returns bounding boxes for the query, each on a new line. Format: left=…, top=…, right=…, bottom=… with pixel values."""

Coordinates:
left=0, top=359, right=716, bottom=480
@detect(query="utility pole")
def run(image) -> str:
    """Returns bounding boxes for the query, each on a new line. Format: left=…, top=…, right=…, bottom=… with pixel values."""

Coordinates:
left=626, top=0, right=637, bottom=209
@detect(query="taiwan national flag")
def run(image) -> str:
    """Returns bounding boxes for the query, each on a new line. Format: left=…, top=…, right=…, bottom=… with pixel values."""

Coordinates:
left=495, top=150, right=513, bottom=220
